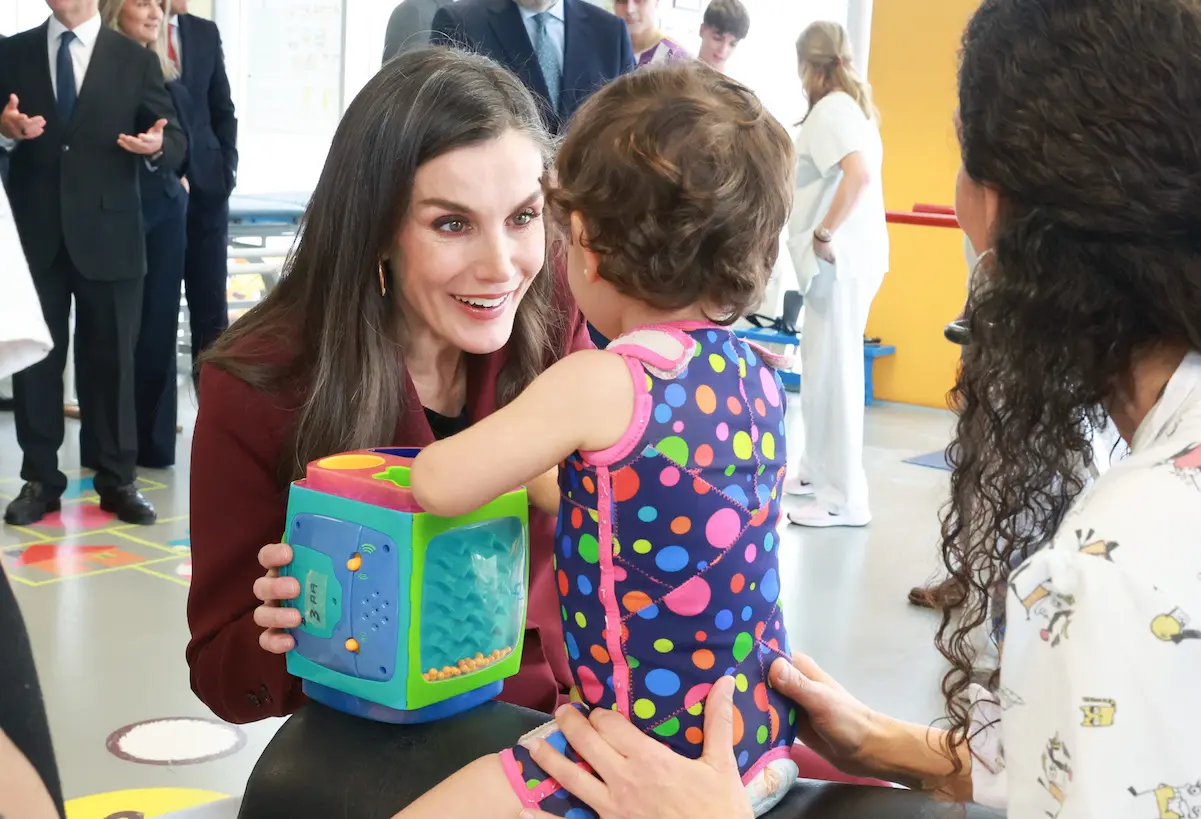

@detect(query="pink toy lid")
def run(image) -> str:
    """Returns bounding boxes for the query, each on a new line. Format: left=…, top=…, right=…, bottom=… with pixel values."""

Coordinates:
left=302, top=448, right=423, bottom=512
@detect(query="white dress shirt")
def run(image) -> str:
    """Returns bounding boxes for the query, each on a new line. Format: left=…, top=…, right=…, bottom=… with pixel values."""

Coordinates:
left=518, top=0, right=565, bottom=67
left=47, top=13, right=103, bottom=96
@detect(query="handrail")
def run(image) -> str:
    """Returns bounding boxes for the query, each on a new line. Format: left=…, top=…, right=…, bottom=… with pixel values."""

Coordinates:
left=885, top=210, right=960, bottom=228
left=912, top=203, right=956, bottom=216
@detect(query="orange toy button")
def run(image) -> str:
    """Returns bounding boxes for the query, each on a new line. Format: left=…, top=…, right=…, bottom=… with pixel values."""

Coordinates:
left=347, top=554, right=362, bottom=571
left=345, top=638, right=360, bottom=653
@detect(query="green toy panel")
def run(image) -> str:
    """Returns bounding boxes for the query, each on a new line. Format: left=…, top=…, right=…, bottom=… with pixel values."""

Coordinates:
left=406, top=489, right=530, bottom=710
left=420, top=517, right=526, bottom=677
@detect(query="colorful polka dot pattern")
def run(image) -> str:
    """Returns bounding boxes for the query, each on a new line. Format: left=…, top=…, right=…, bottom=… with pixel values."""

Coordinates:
left=506, top=326, right=797, bottom=816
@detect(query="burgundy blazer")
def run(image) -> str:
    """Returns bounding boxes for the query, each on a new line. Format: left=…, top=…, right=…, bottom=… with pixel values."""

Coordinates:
left=186, top=271, right=591, bottom=723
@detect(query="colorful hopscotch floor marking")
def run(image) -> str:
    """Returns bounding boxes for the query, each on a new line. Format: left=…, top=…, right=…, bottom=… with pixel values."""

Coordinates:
left=112, top=529, right=192, bottom=586
left=35, top=501, right=119, bottom=532
left=2, top=516, right=193, bottom=587
left=105, top=717, right=247, bottom=765
left=170, top=533, right=191, bottom=579
left=1, top=534, right=181, bottom=587
left=63, top=475, right=96, bottom=499
left=9, top=543, right=144, bottom=576
left=66, top=787, right=232, bottom=819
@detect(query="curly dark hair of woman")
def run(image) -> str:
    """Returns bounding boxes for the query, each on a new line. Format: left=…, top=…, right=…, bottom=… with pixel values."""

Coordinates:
left=936, top=0, right=1201, bottom=773
left=202, top=49, right=563, bottom=483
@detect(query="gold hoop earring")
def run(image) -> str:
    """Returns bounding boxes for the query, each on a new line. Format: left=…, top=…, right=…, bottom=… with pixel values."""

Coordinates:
left=378, top=260, right=388, bottom=297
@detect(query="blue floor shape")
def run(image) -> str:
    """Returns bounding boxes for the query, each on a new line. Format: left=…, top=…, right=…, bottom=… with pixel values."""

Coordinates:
left=62, top=476, right=96, bottom=499
left=903, top=450, right=954, bottom=472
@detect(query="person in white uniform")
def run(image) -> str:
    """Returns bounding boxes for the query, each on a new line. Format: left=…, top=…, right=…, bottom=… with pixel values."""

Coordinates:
left=784, top=20, right=888, bottom=528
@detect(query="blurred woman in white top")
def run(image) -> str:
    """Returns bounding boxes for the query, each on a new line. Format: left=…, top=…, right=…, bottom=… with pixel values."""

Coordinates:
left=784, top=21, right=888, bottom=528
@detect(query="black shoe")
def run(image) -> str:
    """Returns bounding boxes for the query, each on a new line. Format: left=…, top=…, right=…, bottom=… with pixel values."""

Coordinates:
left=0, top=396, right=13, bottom=412
left=4, top=482, right=62, bottom=525
left=98, top=485, right=157, bottom=525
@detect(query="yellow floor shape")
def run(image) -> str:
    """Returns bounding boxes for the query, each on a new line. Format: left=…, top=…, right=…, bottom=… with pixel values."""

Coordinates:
left=66, top=788, right=229, bottom=818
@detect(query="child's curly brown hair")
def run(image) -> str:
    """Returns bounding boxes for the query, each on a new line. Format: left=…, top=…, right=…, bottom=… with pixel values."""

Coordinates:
left=548, top=62, right=795, bottom=324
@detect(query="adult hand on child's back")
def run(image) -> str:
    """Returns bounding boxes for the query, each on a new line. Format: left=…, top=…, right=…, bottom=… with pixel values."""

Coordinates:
left=521, top=676, right=753, bottom=819
left=768, top=654, right=882, bottom=780
left=252, top=543, right=301, bottom=654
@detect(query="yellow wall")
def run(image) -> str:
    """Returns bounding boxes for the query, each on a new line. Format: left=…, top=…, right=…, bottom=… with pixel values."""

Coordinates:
left=864, top=0, right=979, bottom=408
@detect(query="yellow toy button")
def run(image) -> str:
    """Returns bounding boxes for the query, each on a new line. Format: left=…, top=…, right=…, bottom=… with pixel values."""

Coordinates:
left=345, top=638, right=360, bottom=653
left=347, top=554, right=362, bottom=571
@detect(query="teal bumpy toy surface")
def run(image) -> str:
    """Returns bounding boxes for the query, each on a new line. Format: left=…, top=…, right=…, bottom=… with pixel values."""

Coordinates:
left=280, top=447, right=529, bottom=723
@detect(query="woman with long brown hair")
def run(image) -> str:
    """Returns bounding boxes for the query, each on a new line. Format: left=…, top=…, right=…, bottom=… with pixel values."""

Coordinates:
left=185, top=48, right=592, bottom=723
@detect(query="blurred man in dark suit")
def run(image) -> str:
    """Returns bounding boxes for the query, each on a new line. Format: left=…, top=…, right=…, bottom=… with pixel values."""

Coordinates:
left=0, top=33, right=7, bottom=192
left=1, top=31, right=18, bottom=414
left=169, top=0, right=237, bottom=385
left=431, top=0, right=635, bottom=135
left=0, top=32, right=10, bottom=414
left=0, top=0, right=186, bottom=525
left=383, top=0, right=455, bottom=63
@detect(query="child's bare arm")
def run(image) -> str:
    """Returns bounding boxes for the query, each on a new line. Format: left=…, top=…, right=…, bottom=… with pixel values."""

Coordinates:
left=411, top=350, right=634, bottom=519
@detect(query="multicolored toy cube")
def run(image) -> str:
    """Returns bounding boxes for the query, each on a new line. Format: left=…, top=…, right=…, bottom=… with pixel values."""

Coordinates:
left=281, top=447, right=529, bottom=723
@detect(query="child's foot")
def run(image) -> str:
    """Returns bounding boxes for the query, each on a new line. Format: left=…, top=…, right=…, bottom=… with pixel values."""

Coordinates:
left=787, top=501, right=871, bottom=528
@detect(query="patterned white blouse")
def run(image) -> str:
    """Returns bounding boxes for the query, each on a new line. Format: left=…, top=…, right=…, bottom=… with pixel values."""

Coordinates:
left=969, top=350, right=1201, bottom=818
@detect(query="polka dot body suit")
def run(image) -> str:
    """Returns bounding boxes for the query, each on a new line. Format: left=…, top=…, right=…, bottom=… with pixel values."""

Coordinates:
left=501, top=324, right=799, bottom=817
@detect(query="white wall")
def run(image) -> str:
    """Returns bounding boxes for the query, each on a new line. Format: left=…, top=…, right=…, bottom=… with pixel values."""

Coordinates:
left=1, top=0, right=55, bottom=36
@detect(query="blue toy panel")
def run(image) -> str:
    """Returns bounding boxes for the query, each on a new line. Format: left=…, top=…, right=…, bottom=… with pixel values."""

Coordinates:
left=420, top=517, right=526, bottom=675
left=288, top=514, right=402, bottom=682
left=302, top=680, right=505, bottom=725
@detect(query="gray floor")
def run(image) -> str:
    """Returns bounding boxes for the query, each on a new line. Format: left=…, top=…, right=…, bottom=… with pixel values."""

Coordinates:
left=0, top=394, right=958, bottom=809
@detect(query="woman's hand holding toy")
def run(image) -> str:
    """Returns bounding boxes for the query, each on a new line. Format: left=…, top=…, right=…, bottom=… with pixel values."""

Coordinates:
left=253, top=542, right=301, bottom=654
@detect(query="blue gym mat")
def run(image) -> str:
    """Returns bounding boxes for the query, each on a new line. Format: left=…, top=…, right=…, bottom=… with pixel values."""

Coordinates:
left=903, top=449, right=955, bottom=472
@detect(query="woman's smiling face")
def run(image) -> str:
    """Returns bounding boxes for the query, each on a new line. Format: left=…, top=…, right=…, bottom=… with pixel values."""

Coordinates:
left=119, top=0, right=165, bottom=47
left=392, top=129, right=548, bottom=355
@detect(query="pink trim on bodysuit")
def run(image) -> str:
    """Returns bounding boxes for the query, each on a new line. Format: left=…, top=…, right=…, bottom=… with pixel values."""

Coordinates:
left=595, top=465, right=632, bottom=718
left=741, top=745, right=794, bottom=786
left=582, top=357, right=652, bottom=468
left=527, top=777, right=567, bottom=804
left=604, top=342, right=685, bottom=375
left=499, top=748, right=542, bottom=809
left=648, top=319, right=725, bottom=333
left=741, top=339, right=793, bottom=371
